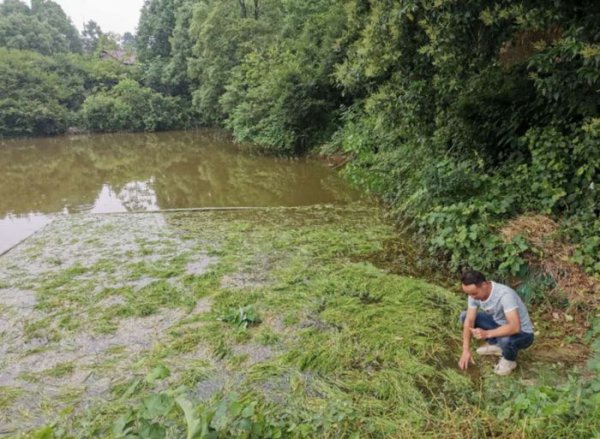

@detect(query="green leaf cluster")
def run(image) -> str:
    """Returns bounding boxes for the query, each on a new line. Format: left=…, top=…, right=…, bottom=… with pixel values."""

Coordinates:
left=218, top=305, right=262, bottom=329
left=78, top=79, right=186, bottom=132
left=0, top=0, right=82, bottom=55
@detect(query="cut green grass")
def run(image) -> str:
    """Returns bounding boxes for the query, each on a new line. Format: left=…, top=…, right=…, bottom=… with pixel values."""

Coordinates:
left=0, top=206, right=596, bottom=438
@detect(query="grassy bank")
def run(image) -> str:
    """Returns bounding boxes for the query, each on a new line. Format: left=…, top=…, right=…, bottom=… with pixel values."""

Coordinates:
left=0, top=206, right=597, bottom=438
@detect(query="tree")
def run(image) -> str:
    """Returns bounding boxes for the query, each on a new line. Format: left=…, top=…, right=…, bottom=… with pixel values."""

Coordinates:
left=221, top=0, right=347, bottom=153
left=121, top=32, right=136, bottom=51
left=136, top=0, right=177, bottom=61
left=0, top=48, right=79, bottom=136
left=135, top=0, right=179, bottom=94
left=79, top=78, right=185, bottom=132
left=96, top=32, right=121, bottom=54
left=186, top=0, right=280, bottom=124
left=30, top=0, right=82, bottom=52
left=0, top=0, right=81, bottom=55
left=161, top=0, right=197, bottom=96
left=82, top=20, right=103, bottom=53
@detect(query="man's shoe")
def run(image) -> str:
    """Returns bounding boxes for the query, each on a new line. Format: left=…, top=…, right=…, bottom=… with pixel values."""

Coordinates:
left=476, top=344, right=502, bottom=356
left=494, top=357, right=517, bottom=376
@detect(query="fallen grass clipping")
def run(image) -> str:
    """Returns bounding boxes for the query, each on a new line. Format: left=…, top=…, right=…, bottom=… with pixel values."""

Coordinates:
left=0, top=205, right=597, bottom=438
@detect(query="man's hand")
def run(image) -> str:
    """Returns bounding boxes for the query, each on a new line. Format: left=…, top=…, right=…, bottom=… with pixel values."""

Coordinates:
left=470, top=327, right=489, bottom=340
left=458, top=350, right=474, bottom=370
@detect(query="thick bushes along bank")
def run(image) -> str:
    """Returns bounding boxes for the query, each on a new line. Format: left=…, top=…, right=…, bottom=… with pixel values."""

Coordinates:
left=329, top=2, right=599, bottom=280
left=0, top=49, right=191, bottom=137
left=79, top=79, right=187, bottom=132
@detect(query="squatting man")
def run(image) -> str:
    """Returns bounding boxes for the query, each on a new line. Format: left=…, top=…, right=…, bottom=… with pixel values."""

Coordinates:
left=458, top=271, right=534, bottom=376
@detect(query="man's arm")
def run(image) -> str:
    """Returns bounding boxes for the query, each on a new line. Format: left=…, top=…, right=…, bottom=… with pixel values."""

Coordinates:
left=459, top=307, right=477, bottom=370
left=471, top=309, right=520, bottom=340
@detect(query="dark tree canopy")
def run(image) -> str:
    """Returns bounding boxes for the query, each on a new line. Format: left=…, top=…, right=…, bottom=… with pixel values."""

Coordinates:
left=82, top=20, right=103, bottom=53
left=0, top=0, right=82, bottom=54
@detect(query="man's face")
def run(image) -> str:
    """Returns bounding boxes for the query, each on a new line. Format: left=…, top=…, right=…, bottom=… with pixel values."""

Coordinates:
left=461, top=282, right=487, bottom=300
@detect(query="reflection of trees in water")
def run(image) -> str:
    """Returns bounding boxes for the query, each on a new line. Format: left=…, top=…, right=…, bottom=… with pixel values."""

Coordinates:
left=154, top=147, right=357, bottom=208
left=119, top=180, right=159, bottom=211
left=0, top=130, right=359, bottom=216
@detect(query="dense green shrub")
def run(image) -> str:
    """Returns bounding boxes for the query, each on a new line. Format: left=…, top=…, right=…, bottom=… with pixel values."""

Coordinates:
left=0, top=47, right=138, bottom=137
left=77, top=94, right=132, bottom=132
left=327, top=0, right=600, bottom=276
left=0, top=48, right=76, bottom=136
left=0, top=0, right=139, bottom=138
left=79, top=79, right=185, bottom=132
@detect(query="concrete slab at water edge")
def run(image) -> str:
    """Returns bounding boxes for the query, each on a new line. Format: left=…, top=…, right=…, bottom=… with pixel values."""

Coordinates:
left=0, top=288, right=37, bottom=309
left=0, top=213, right=221, bottom=434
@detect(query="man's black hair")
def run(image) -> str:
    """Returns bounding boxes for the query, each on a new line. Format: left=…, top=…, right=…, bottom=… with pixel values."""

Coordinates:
left=461, top=270, right=486, bottom=285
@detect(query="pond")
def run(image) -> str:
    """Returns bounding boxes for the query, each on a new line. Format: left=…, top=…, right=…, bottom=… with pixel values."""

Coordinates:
left=0, top=130, right=362, bottom=254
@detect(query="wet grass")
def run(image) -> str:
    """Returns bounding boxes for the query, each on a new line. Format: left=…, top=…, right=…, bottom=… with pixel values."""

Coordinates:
left=0, top=206, right=597, bottom=438
left=0, top=387, right=23, bottom=410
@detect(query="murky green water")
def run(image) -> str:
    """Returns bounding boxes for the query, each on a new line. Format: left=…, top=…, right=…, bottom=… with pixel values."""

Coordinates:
left=0, top=130, right=362, bottom=253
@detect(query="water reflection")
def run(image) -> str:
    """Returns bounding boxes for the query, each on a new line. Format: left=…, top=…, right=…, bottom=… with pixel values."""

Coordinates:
left=0, top=130, right=361, bottom=253
left=119, top=180, right=161, bottom=212
left=0, top=214, right=53, bottom=255
left=88, top=185, right=128, bottom=213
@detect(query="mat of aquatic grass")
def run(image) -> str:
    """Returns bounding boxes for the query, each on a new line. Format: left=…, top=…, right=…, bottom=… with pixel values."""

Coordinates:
left=0, top=206, right=597, bottom=438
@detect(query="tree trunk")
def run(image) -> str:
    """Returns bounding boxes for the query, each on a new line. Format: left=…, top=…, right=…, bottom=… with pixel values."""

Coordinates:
left=238, top=0, right=247, bottom=18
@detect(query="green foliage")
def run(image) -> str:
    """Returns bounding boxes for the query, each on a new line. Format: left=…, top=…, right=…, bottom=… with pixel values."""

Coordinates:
left=515, top=273, right=556, bottom=306
left=137, top=0, right=177, bottom=62
left=81, top=20, right=103, bottom=53
left=328, top=0, right=600, bottom=276
left=74, top=55, right=131, bottom=92
left=0, top=0, right=82, bottom=55
left=486, top=319, right=600, bottom=438
left=568, top=210, right=600, bottom=275
left=493, top=378, right=600, bottom=438
left=221, top=1, right=347, bottom=153
left=164, top=0, right=197, bottom=96
left=0, top=48, right=74, bottom=136
left=77, top=94, right=132, bottom=133
left=176, top=393, right=286, bottom=439
left=136, top=0, right=180, bottom=95
left=146, top=365, right=172, bottom=385
left=187, top=0, right=279, bottom=125
left=218, top=305, right=261, bottom=329
left=79, top=79, right=186, bottom=132
left=111, top=392, right=177, bottom=438
left=0, top=0, right=189, bottom=137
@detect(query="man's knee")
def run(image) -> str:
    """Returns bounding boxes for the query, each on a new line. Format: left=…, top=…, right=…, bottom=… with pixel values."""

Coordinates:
left=459, top=310, right=467, bottom=324
left=496, top=336, right=511, bottom=347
